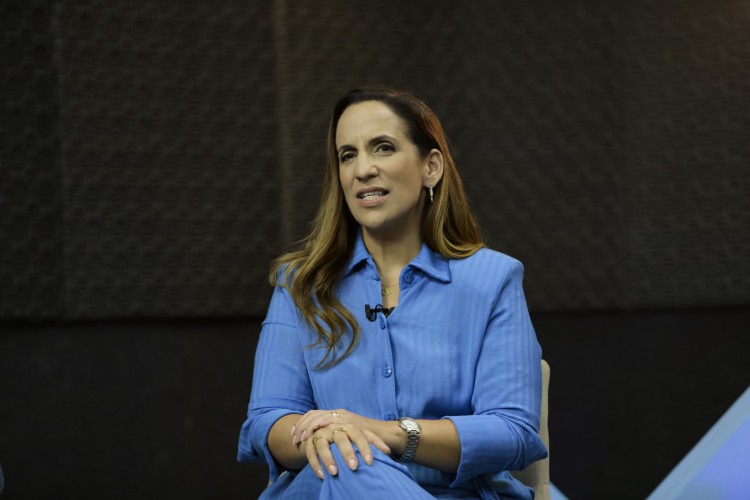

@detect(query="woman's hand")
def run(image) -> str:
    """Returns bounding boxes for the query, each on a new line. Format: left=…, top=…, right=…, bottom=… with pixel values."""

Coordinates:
left=291, top=409, right=338, bottom=444
left=292, top=409, right=391, bottom=479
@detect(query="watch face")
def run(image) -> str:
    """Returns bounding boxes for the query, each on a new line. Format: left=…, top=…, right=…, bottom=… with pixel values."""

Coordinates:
left=400, top=418, right=419, bottom=432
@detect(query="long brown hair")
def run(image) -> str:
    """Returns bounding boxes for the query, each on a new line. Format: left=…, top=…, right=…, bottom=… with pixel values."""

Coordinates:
left=271, top=87, right=484, bottom=369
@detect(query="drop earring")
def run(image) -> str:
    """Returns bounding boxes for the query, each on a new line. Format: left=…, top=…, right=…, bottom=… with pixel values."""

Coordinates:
left=429, top=185, right=434, bottom=203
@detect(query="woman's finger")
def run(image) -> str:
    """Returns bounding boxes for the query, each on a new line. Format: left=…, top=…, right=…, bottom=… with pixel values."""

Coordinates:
left=363, top=428, right=392, bottom=457
left=347, top=428, right=376, bottom=466
left=330, top=427, right=359, bottom=470
left=292, top=411, right=314, bottom=441
left=310, top=432, right=338, bottom=477
left=294, top=410, right=324, bottom=434
left=305, top=434, right=327, bottom=480
left=293, top=411, right=332, bottom=445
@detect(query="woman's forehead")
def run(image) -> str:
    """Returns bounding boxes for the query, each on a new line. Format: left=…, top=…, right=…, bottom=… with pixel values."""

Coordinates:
left=335, top=101, right=408, bottom=145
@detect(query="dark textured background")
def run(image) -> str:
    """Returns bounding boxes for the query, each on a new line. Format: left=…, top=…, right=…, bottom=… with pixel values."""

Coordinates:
left=1, top=0, right=749, bottom=498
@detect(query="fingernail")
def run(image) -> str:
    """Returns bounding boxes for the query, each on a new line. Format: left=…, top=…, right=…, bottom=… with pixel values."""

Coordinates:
left=300, top=431, right=308, bottom=441
left=316, top=468, right=324, bottom=479
left=348, top=458, right=357, bottom=470
left=328, top=464, right=338, bottom=475
left=365, top=454, right=373, bottom=465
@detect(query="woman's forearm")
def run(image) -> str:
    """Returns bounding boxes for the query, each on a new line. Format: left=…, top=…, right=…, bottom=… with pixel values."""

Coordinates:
left=413, top=419, right=461, bottom=472
left=369, top=418, right=461, bottom=472
left=267, top=414, right=307, bottom=470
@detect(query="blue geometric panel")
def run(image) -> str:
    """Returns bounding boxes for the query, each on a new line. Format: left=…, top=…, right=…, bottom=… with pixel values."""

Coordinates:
left=648, top=386, right=750, bottom=500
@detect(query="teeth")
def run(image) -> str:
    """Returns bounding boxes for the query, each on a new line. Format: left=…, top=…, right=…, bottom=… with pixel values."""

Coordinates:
left=360, top=191, right=386, bottom=199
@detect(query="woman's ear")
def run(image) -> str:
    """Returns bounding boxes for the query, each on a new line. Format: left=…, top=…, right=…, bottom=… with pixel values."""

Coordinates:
left=423, top=148, right=444, bottom=187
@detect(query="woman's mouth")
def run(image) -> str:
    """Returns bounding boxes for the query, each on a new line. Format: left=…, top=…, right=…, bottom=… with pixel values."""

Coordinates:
left=356, top=188, right=389, bottom=206
left=357, top=189, right=388, bottom=200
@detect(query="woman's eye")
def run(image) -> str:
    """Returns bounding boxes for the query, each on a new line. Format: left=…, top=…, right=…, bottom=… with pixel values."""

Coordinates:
left=375, top=143, right=394, bottom=153
left=340, top=151, right=356, bottom=162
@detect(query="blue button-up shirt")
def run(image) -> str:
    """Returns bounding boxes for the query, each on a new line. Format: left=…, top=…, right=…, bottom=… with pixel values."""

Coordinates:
left=239, top=233, right=547, bottom=497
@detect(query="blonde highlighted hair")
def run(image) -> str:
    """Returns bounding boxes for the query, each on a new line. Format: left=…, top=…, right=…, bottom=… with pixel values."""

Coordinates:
left=271, top=87, right=484, bottom=369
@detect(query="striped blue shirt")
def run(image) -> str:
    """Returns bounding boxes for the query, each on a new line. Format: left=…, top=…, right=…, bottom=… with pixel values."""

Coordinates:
left=239, top=232, right=547, bottom=498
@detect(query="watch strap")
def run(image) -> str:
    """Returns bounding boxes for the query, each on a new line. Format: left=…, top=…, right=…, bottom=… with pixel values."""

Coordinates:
left=397, top=417, right=421, bottom=463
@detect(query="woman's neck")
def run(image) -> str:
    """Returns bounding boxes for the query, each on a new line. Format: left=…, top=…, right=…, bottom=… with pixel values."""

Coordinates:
left=362, top=227, right=422, bottom=286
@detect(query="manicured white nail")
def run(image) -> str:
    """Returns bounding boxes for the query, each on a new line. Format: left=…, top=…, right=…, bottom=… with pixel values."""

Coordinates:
left=348, top=458, right=357, bottom=470
left=328, top=464, right=337, bottom=475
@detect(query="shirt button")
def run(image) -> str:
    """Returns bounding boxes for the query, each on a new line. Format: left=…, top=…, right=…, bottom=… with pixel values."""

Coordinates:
left=403, top=272, right=413, bottom=284
left=382, top=365, right=392, bottom=378
left=384, top=412, right=396, bottom=420
left=379, top=317, right=386, bottom=329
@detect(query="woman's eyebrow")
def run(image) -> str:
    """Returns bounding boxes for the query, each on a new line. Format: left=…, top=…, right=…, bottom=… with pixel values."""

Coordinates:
left=337, top=135, right=397, bottom=155
left=337, top=144, right=354, bottom=155
left=368, top=135, right=397, bottom=146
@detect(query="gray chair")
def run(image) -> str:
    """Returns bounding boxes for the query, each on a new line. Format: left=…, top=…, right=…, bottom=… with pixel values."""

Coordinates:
left=510, top=359, right=551, bottom=500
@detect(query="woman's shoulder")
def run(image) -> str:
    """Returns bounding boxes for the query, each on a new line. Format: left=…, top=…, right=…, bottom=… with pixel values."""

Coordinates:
left=452, top=246, right=523, bottom=271
left=449, top=247, right=525, bottom=288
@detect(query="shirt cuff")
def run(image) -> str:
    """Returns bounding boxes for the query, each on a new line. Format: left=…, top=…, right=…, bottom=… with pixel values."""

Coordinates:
left=443, top=414, right=545, bottom=488
left=238, top=408, right=302, bottom=482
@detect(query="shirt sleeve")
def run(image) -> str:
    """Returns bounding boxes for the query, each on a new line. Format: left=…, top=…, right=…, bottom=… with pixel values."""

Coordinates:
left=443, top=260, right=548, bottom=487
left=237, top=285, right=316, bottom=481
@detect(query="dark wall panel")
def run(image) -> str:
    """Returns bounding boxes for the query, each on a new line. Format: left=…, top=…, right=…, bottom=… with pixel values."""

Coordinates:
left=55, top=1, right=279, bottom=318
left=2, top=308, right=749, bottom=499
left=615, top=2, right=750, bottom=308
left=0, top=320, right=268, bottom=499
left=2, top=0, right=749, bottom=321
left=0, top=0, right=63, bottom=319
left=446, top=3, right=623, bottom=310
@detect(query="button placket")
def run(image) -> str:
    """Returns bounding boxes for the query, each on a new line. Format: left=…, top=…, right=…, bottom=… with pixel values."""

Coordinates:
left=374, top=312, right=398, bottom=423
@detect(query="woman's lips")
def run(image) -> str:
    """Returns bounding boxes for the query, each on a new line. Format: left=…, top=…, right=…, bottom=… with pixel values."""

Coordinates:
left=356, top=188, right=389, bottom=207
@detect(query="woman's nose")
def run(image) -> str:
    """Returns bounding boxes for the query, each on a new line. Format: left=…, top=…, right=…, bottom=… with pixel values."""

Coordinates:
left=354, top=155, right=378, bottom=180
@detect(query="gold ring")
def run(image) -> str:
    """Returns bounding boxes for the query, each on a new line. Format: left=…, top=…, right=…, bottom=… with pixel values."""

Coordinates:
left=331, top=427, right=347, bottom=439
left=331, top=411, right=340, bottom=419
left=312, top=435, right=324, bottom=447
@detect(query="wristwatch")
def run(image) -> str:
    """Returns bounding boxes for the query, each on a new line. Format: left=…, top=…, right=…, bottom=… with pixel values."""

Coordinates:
left=397, top=417, right=421, bottom=463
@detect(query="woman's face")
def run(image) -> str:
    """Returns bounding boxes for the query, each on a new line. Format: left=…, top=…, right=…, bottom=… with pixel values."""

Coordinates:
left=336, top=101, right=431, bottom=240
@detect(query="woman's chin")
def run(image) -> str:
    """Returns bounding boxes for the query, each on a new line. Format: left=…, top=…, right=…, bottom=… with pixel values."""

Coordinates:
left=359, top=221, right=390, bottom=236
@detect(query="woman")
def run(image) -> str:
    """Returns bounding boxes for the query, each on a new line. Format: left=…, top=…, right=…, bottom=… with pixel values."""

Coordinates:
left=238, top=87, right=547, bottom=499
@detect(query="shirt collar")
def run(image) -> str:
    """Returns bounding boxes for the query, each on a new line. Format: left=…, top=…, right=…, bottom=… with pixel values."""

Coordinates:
left=343, top=230, right=452, bottom=283
left=343, top=231, right=372, bottom=277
